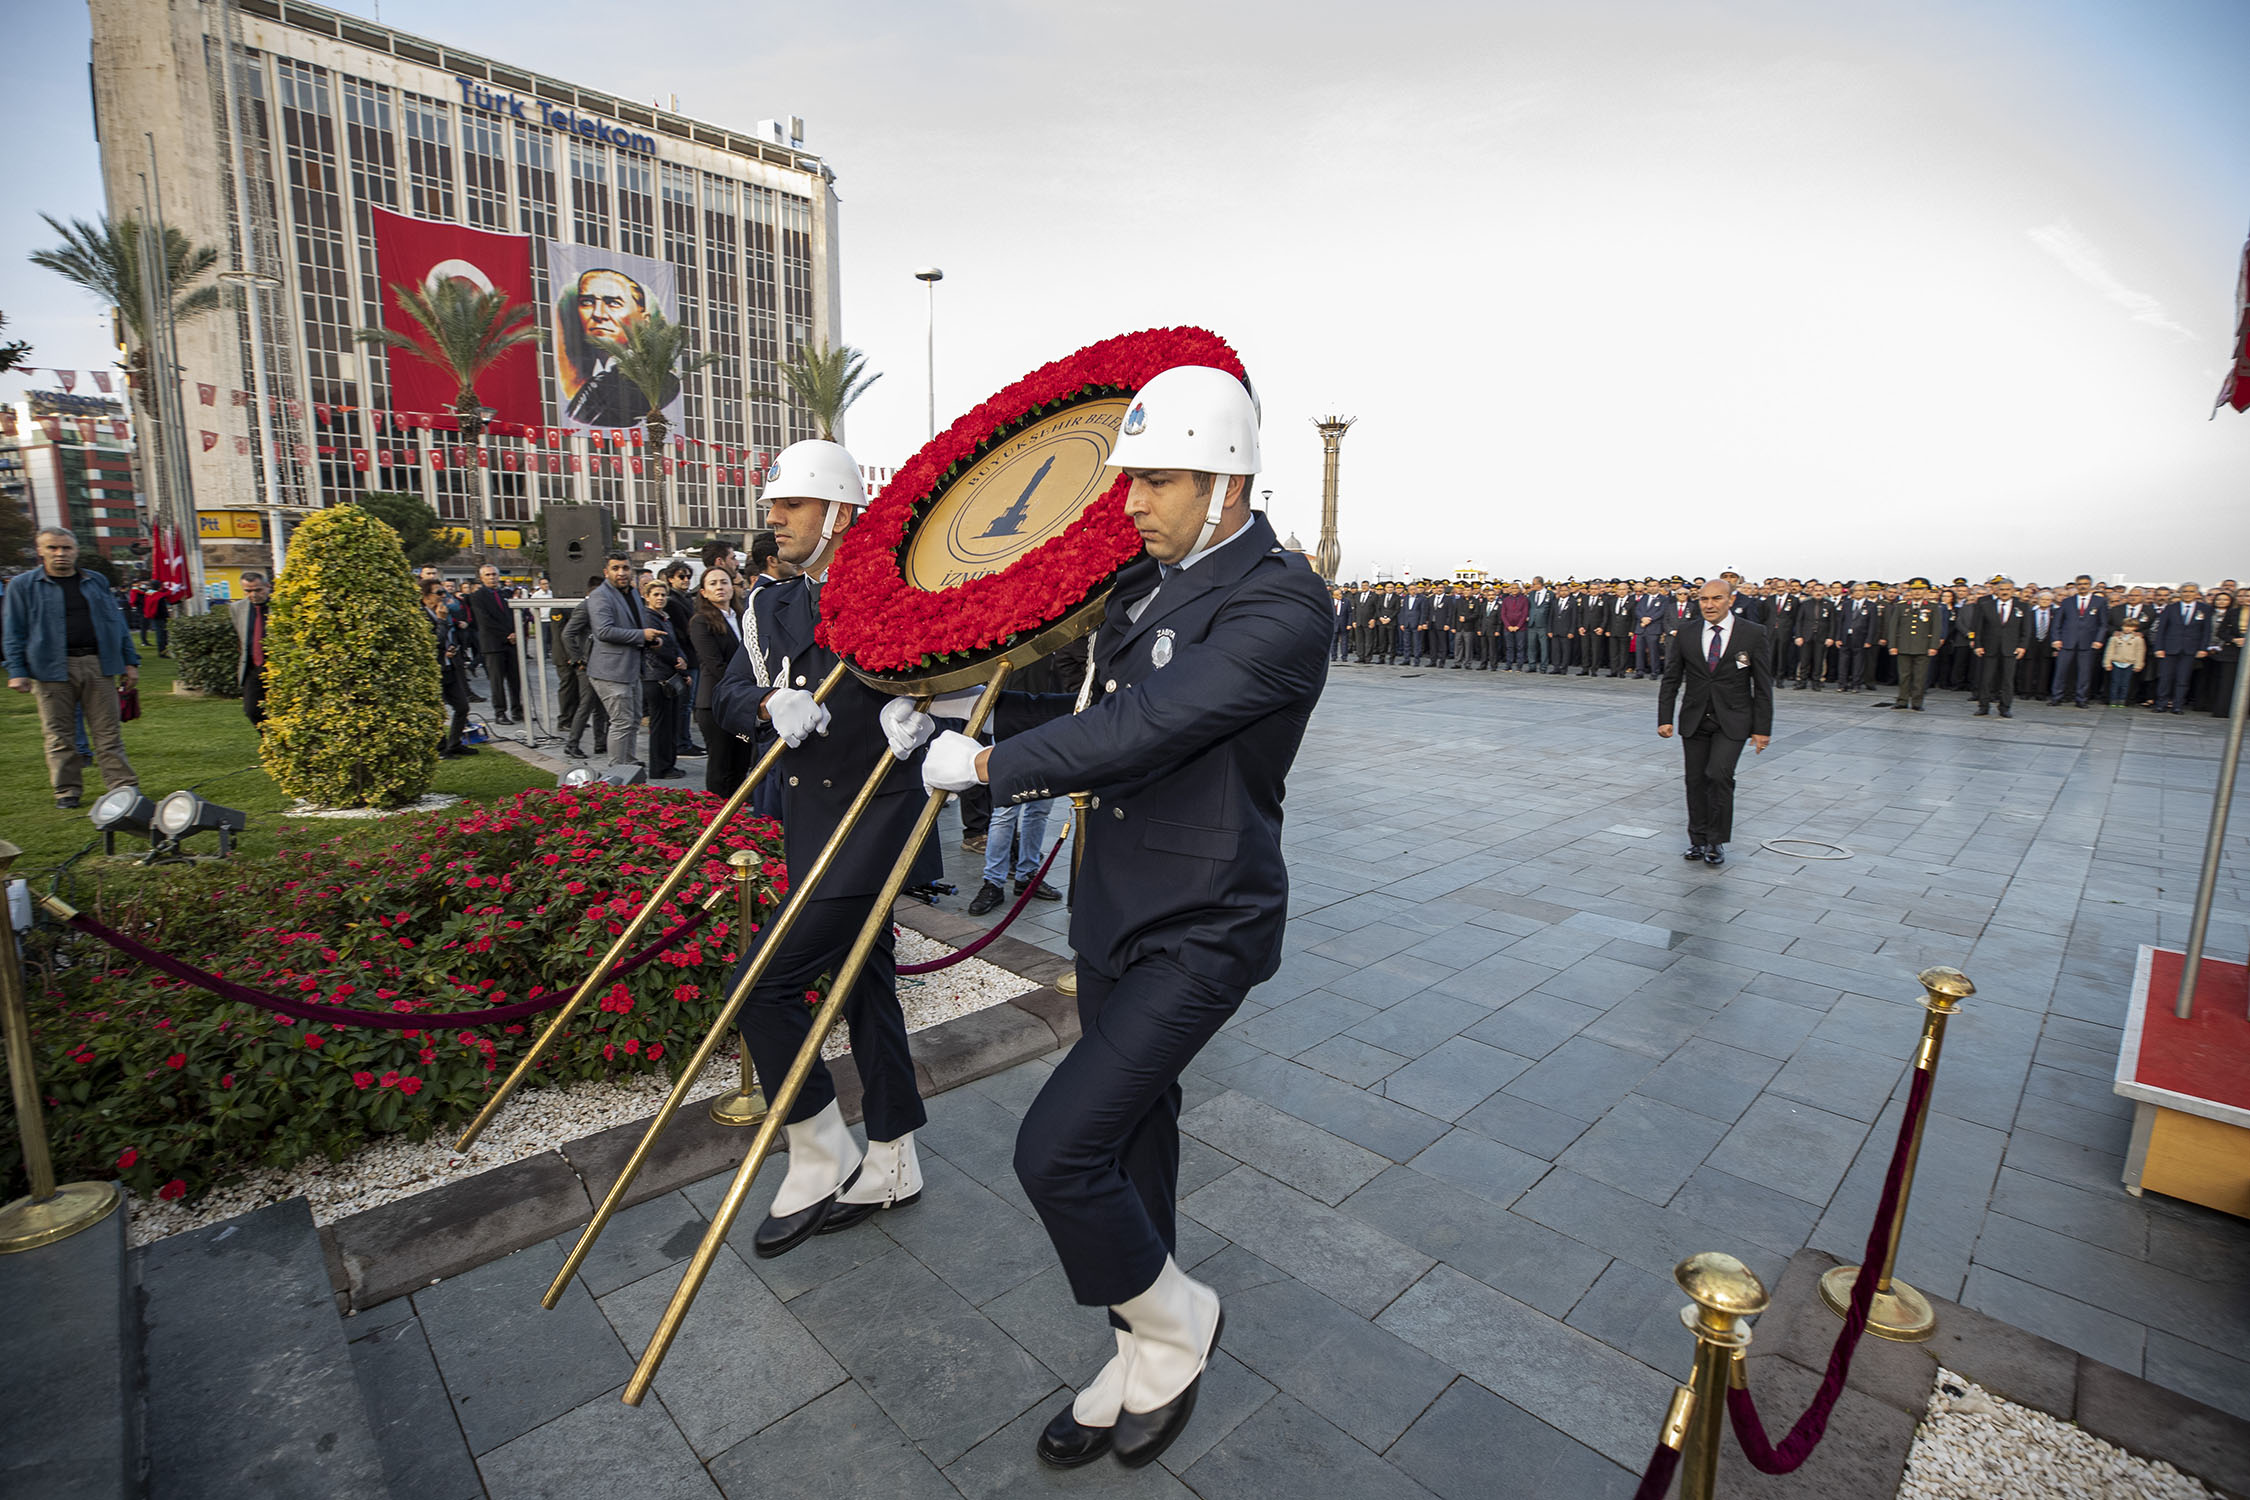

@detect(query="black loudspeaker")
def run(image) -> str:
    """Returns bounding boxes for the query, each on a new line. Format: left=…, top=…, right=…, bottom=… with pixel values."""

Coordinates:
left=542, top=505, right=615, bottom=581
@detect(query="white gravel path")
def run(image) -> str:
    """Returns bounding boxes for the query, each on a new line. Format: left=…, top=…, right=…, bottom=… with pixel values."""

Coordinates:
left=125, top=928, right=1035, bottom=1246
left=1900, top=1367, right=2214, bottom=1500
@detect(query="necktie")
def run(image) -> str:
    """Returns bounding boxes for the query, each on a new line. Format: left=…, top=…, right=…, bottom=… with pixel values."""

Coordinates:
left=1708, top=626, right=1723, bottom=671
left=1999, top=604, right=2009, bottom=624
left=250, top=604, right=266, bottom=667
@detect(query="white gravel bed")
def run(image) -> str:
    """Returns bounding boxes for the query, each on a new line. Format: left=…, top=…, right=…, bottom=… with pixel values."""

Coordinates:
left=285, top=793, right=462, bottom=820
left=127, top=928, right=1037, bottom=1247
left=1900, top=1367, right=2214, bottom=1500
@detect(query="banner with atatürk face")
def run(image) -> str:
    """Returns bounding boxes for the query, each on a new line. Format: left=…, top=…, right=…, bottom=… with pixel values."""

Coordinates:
left=547, top=242, right=683, bottom=431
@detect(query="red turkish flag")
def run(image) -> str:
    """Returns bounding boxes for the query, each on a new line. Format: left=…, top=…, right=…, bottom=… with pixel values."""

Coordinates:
left=201, top=430, right=218, bottom=451
left=2219, top=235, right=2250, bottom=416
left=352, top=449, right=372, bottom=471
left=477, top=446, right=491, bottom=468
left=369, top=207, right=540, bottom=426
left=630, top=456, right=644, bottom=477
left=568, top=454, right=583, bottom=474
left=503, top=449, right=520, bottom=471
left=235, top=436, right=250, bottom=455
left=91, top=371, right=112, bottom=394
left=110, top=419, right=128, bottom=440
left=56, top=370, right=76, bottom=392
left=198, top=383, right=216, bottom=406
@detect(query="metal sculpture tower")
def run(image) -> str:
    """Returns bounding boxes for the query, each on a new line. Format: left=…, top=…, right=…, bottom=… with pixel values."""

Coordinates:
left=1313, top=415, right=1354, bottom=583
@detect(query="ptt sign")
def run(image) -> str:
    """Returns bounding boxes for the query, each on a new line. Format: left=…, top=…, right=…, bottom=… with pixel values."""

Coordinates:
left=457, top=79, right=658, bottom=156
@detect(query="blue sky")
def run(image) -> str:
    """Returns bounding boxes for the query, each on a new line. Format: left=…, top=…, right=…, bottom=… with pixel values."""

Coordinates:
left=8, top=0, right=2247, bottom=580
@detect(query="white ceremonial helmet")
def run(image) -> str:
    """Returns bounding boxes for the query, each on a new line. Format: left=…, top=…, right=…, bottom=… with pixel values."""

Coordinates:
left=1107, top=365, right=1261, bottom=559
left=762, top=438, right=866, bottom=545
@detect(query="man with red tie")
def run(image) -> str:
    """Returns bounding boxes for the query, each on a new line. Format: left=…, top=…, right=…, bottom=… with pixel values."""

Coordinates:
left=1659, top=577, right=1774, bottom=868
left=229, top=571, right=273, bottom=728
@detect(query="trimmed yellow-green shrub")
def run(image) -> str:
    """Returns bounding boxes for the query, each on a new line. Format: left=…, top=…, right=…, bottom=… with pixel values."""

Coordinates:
left=260, top=506, right=445, bottom=807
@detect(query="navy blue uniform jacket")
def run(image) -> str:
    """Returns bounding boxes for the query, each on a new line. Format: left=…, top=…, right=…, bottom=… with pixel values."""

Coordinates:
left=713, top=576, right=941, bottom=901
left=988, top=514, right=1330, bottom=991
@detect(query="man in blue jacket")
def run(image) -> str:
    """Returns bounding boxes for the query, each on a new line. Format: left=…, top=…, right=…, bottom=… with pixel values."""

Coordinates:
left=2048, top=573, right=2110, bottom=708
left=919, top=365, right=1329, bottom=1472
left=5, top=529, right=140, bottom=808
left=2152, top=583, right=2211, bottom=714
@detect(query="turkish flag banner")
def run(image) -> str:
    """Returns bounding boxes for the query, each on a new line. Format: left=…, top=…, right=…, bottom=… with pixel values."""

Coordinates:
left=111, top=419, right=128, bottom=440
left=352, top=449, right=372, bottom=471
left=198, top=383, right=216, bottom=406
left=57, top=370, right=76, bottom=392
left=477, top=446, right=491, bottom=468
left=235, top=436, right=251, bottom=455
left=370, top=207, right=541, bottom=426
left=568, top=454, right=583, bottom=474
left=92, top=371, right=113, bottom=394
left=201, top=430, right=218, bottom=451
left=2220, top=235, right=2250, bottom=416
left=630, top=456, right=644, bottom=477
left=503, top=449, right=520, bottom=471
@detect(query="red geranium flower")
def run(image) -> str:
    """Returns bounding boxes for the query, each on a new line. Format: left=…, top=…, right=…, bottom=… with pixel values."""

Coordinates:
left=164, top=1053, right=186, bottom=1069
left=399, top=1077, right=424, bottom=1096
left=157, top=1179, right=186, bottom=1201
left=116, top=1147, right=138, bottom=1170
left=353, top=1072, right=375, bottom=1089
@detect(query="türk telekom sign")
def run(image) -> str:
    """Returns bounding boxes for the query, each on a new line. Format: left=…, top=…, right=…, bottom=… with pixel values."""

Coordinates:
left=457, top=79, right=658, bottom=155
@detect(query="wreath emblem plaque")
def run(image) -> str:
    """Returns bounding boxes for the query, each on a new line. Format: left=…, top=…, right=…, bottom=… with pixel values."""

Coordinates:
left=820, top=326, right=1247, bottom=694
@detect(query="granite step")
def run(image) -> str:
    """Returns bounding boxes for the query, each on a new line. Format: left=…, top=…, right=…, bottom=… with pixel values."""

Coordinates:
left=136, top=1198, right=389, bottom=1498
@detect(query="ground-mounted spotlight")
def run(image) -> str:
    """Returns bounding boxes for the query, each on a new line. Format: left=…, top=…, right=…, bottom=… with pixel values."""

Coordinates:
left=87, top=788, right=157, bottom=856
left=152, top=790, right=250, bottom=858
left=599, top=765, right=648, bottom=787
left=557, top=767, right=600, bottom=788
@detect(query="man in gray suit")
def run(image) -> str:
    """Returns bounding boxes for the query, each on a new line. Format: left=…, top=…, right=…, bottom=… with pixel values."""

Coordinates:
left=228, top=571, right=272, bottom=727
left=586, top=551, right=663, bottom=767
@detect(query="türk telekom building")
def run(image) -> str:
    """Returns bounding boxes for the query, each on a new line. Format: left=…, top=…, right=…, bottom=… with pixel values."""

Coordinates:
left=88, top=0, right=843, bottom=562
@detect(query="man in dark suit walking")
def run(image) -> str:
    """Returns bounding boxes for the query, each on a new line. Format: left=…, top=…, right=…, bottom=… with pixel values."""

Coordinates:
left=1968, top=578, right=2032, bottom=717
left=228, top=571, right=272, bottom=727
left=1659, top=578, right=1773, bottom=868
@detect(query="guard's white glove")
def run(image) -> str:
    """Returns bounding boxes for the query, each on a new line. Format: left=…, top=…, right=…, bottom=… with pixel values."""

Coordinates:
left=921, top=730, right=985, bottom=793
left=928, top=689, right=983, bottom=722
left=879, top=697, right=936, bottom=761
left=766, top=687, right=831, bottom=748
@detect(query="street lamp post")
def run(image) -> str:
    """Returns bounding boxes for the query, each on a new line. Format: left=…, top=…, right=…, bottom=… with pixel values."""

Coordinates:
left=217, top=269, right=287, bottom=577
left=914, top=267, right=943, bottom=440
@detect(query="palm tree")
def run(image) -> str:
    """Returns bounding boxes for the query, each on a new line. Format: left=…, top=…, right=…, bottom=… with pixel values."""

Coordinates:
left=29, top=214, right=222, bottom=405
left=597, top=305, right=722, bottom=448
left=353, top=276, right=543, bottom=439
left=775, top=340, right=881, bottom=442
left=0, top=311, right=29, bottom=377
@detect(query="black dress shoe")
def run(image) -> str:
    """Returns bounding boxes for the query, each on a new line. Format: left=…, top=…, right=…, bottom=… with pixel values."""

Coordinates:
left=1112, top=1308, right=1225, bottom=1470
left=1999, top=709, right=2013, bottom=718
left=1703, top=846, right=1726, bottom=866
left=1683, top=843, right=1707, bottom=861
left=751, top=1195, right=836, bottom=1259
left=1036, top=1403, right=1112, bottom=1469
left=815, top=1186, right=922, bottom=1236
left=967, top=881, right=1004, bottom=917
left=55, top=792, right=82, bottom=810
left=1015, top=879, right=1062, bottom=902
left=1974, top=707, right=1989, bottom=716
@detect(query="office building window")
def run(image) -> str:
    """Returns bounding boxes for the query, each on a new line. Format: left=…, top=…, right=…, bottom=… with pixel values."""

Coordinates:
left=462, top=111, right=509, bottom=231
left=400, top=93, right=455, bottom=220
left=568, top=138, right=610, bottom=248
left=617, top=153, right=655, bottom=259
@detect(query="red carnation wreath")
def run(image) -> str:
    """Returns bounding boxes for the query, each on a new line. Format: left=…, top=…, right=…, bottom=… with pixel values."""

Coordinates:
left=819, top=326, right=1245, bottom=675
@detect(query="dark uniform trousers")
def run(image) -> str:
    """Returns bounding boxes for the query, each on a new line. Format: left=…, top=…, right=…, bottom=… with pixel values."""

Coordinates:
left=1016, top=955, right=1245, bottom=1306
left=1896, top=652, right=1932, bottom=708
left=727, top=896, right=924, bottom=1143
left=1976, top=653, right=2017, bottom=713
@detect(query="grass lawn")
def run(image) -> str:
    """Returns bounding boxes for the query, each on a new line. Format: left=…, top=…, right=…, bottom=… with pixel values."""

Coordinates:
left=2, top=654, right=551, bottom=875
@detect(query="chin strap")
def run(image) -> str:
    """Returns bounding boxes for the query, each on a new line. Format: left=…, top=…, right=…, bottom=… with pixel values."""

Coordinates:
left=1182, top=474, right=1245, bottom=565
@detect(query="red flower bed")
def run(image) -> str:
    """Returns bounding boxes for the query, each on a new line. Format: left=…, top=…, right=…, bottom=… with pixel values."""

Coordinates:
left=9, top=785, right=785, bottom=1205
left=820, top=326, right=1244, bottom=674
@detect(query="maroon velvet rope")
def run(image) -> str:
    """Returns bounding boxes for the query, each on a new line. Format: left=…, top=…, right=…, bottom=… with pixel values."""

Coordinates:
left=895, top=832, right=1068, bottom=974
left=1725, top=1064, right=1937, bottom=1473
left=57, top=905, right=709, bottom=1031
left=1629, top=1441, right=1682, bottom=1500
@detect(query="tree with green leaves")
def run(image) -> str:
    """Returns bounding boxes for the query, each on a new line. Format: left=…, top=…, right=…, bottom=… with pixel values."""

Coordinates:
left=0, top=310, right=29, bottom=376
left=354, top=277, right=542, bottom=439
left=353, top=490, right=457, bottom=567
left=28, top=215, right=222, bottom=406
left=774, top=340, right=881, bottom=442
left=598, top=305, right=722, bottom=449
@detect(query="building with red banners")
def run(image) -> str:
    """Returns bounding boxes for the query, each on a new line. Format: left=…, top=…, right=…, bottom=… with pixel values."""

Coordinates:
left=2, top=393, right=149, bottom=568
left=86, top=0, right=842, bottom=574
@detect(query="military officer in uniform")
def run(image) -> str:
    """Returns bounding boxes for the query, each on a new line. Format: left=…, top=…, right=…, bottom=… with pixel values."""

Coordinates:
left=916, top=365, right=1329, bottom=1472
left=1883, top=577, right=1943, bottom=711
left=712, top=439, right=943, bottom=1257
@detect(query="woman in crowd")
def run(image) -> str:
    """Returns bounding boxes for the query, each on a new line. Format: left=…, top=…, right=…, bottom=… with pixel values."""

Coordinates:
left=687, top=567, right=753, bottom=797
left=639, top=576, right=690, bottom=781
left=2201, top=588, right=2248, bottom=716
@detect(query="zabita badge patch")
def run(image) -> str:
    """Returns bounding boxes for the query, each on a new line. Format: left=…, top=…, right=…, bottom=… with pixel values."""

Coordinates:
left=1153, top=629, right=1176, bottom=668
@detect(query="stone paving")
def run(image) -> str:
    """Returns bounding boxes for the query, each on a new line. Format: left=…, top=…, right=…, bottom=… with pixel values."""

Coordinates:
left=358, top=663, right=2250, bottom=1499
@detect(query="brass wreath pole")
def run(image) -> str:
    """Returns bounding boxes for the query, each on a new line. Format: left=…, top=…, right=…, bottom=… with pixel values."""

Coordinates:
left=454, top=661, right=849, bottom=1152
left=1676, top=1253, right=1770, bottom=1500
left=541, top=695, right=930, bottom=1308
left=620, top=660, right=1014, bottom=1405
left=706, top=851, right=771, bottom=1128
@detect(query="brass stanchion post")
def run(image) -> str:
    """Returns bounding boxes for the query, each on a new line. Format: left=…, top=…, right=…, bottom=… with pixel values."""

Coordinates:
left=1054, top=792, right=1089, bottom=998
left=1818, top=965, right=1974, bottom=1342
left=1676, top=1252, right=1770, bottom=1500
left=0, top=843, right=123, bottom=1253
left=707, top=852, right=770, bottom=1128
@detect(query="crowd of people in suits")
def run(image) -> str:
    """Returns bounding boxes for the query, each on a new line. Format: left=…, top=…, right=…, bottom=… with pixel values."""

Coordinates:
left=1329, top=571, right=2250, bottom=718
